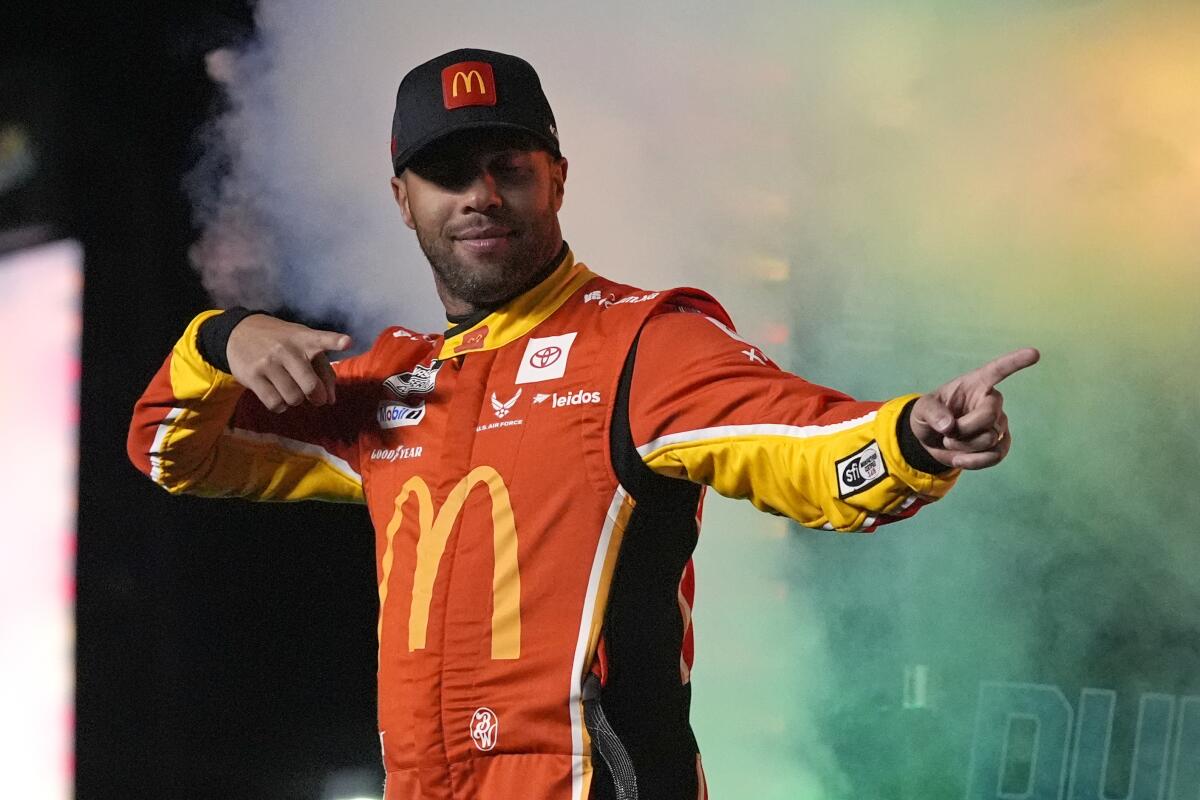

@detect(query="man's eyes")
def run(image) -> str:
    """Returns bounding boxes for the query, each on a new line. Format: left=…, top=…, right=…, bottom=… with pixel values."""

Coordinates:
left=492, top=155, right=533, bottom=173
left=422, top=164, right=473, bottom=188
left=417, top=153, right=533, bottom=187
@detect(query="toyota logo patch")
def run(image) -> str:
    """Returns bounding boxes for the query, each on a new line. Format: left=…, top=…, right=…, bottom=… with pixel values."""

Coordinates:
left=530, top=346, right=562, bottom=368
left=515, top=332, right=578, bottom=385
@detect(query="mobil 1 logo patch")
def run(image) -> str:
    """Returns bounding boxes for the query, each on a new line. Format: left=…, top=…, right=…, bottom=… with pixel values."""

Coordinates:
left=836, top=440, right=888, bottom=498
left=378, top=361, right=441, bottom=429
left=378, top=402, right=425, bottom=429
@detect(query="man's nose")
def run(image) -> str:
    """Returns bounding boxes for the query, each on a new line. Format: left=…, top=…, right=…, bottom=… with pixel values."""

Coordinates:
left=463, top=169, right=502, bottom=212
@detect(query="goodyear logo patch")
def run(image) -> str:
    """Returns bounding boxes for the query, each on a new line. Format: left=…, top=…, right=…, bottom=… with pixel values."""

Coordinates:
left=836, top=440, right=888, bottom=499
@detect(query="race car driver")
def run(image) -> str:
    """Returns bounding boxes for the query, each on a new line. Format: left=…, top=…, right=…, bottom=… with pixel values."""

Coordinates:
left=128, top=48, right=1039, bottom=800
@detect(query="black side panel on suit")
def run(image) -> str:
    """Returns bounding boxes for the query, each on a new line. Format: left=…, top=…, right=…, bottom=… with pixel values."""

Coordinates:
left=590, top=331, right=703, bottom=800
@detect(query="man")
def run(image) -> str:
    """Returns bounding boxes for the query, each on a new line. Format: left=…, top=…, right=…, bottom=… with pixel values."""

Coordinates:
left=128, top=48, right=1038, bottom=800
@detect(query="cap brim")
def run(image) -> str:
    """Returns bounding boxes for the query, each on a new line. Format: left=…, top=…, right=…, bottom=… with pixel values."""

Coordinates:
left=393, top=121, right=561, bottom=174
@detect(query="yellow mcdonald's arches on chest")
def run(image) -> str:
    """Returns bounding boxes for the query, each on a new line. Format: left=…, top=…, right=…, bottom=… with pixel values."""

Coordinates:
left=378, top=467, right=521, bottom=660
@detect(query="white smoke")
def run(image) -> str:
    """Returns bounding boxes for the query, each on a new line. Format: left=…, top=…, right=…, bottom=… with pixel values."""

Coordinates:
left=187, top=1, right=863, bottom=342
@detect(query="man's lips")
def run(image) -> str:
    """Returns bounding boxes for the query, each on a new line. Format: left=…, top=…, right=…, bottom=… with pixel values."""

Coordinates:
left=453, top=226, right=516, bottom=255
left=454, top=226, right=516, bottom=254
left=454, top=225, right=513, bottom=240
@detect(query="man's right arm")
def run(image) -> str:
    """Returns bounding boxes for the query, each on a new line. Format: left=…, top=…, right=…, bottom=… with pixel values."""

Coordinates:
left=127, top=310, right=367, bottom=503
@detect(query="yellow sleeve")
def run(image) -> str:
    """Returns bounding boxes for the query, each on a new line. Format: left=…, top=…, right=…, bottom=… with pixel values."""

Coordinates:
left=639, top=394, right=958, bottom=532
left=127, top=311, right=365, bottom=503
left=630, top=311, right=958, bottom=532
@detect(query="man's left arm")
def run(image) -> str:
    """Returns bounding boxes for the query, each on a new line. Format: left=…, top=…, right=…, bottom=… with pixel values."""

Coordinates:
left=628, top=310, right=1038, bottom=532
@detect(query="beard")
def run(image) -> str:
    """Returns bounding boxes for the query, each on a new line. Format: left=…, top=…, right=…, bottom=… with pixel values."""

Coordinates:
left=415, top=210, right=561, bottom=311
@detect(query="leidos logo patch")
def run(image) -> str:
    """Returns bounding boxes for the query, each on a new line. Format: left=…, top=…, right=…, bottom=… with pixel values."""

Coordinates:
left=836, top=440, right=888, bottom=498
left=442, top=61, right=497, bottom=110
left=533, top=389, right=600, bottom=408
left=515, top=332, right=578, bottom=384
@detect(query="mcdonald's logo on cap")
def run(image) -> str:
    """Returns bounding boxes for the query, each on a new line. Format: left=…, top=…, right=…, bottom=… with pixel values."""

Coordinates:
left=442, top=61, right=498, bottom=110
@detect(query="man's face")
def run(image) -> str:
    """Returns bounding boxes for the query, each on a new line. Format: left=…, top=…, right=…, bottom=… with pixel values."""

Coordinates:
left=391, top=129, right=568, bottom=311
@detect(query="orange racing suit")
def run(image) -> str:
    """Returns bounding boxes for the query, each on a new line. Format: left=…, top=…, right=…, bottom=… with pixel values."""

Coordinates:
left=128, top=247, right=959, bottom=799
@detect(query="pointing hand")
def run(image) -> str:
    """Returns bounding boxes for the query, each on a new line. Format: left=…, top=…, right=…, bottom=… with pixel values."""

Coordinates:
left=909, top=348, right=1040, bottom=470
left=226, top=314, right=352, bottom=413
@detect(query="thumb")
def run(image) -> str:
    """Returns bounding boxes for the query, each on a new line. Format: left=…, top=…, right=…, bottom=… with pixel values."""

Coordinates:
left=313, top=330, right=352, bottom=353
left=913, top=394, right=956, bottom=436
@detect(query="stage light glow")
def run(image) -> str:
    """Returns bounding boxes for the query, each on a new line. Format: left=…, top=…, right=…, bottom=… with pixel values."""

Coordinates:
left=0, top=238, right=82, bottom=800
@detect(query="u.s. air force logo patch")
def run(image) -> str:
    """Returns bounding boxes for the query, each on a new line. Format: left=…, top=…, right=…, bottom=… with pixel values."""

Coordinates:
left=836, top=440, right=888, bottom=499
left=378, top=362, right=441, bottom=429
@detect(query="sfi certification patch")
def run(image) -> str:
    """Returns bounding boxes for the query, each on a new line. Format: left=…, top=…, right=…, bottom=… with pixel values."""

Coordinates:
left=836, top=440, right=888, bottom=499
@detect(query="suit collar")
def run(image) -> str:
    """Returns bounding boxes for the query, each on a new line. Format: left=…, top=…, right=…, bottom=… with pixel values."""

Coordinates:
left=436, top=247, right=594, bottom=360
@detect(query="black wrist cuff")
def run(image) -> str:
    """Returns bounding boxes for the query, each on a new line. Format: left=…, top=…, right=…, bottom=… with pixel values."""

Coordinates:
left=196, top=307, right=266, bottom=374
left=896, top=397, right=953, bottom=475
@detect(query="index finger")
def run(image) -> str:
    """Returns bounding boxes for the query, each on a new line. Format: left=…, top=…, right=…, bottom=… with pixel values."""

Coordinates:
left=978, top=347, right=1040, bottom=387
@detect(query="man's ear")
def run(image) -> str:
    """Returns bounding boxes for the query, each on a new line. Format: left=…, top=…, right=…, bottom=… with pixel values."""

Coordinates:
left=390, top=175, right=416, bottom=230
left=551, top=156, right=568, bottom=212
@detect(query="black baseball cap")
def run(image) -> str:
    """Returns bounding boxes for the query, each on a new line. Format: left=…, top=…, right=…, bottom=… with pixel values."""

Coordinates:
left=390, top=48, right=561, bottom=176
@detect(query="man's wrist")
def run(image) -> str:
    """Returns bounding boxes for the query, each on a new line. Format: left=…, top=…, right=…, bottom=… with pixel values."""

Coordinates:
left=896, top=397, right=953, bottom=475
left=196, top=307, right=266, bottom=374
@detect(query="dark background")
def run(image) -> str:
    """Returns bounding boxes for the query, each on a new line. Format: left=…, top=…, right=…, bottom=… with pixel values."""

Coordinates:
left=2, top=3, right=382, bottom=798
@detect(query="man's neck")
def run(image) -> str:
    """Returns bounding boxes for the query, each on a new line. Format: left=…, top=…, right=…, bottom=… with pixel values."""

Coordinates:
left=442, top=240, right=569, bottom=328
